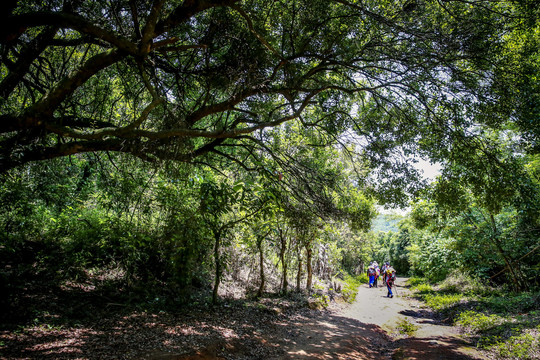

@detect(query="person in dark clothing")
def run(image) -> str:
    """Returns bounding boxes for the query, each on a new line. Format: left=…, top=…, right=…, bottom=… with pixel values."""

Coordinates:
left=380, top=261, right=389, bottom=283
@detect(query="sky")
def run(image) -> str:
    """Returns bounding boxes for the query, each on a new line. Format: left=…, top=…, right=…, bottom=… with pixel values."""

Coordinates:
left=378, top=158, right=441, bottom=215
left=414, top=158, right=442, bottom=182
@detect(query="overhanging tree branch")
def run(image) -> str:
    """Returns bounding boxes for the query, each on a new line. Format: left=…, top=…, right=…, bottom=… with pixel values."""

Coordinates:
left=0, top=12, right=138, bottom=53
left=0, top=0, right=526, bottom=180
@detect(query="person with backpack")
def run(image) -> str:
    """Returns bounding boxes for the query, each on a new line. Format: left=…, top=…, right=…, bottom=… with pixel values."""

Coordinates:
left=385, top=265, right=396, bottom=298
left=373, top=261, right=380, bottom=288
left=367, top=263, right=376, bottom=288
left=380, top=261, right=390, bottom=283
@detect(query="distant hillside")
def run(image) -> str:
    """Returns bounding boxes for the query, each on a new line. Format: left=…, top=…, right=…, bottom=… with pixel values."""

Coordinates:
left=371, top=214, right=404, bottom=233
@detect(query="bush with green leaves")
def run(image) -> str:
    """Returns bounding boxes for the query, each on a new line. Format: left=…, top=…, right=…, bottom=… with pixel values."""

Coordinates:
left=407, top=277, right=426, bottom=287
left=396, top=318, right=419, bottom=336
left=424, top=293, right=464, bottom=312
left=456, top=309, right=540, bottom=359
left=406, top=233, right=461, bottom=282
left=412, top=276, right=540, bottom=360
left=341, top=274, right=367, bottom=303
left=490, top=327, right=540, bottom=360
left=412, top=283, right=435, bottom=295
left=457, top=311, right=505, bottom=333
left=479, top=292, right=540, bottom=314
left=438, top=271, right=496, bottom=296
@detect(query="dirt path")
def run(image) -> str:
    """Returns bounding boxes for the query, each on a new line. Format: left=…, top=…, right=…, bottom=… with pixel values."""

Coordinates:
left=278, top=277, right=486, bottom=359
left=343, top=277, right=455, bottom=337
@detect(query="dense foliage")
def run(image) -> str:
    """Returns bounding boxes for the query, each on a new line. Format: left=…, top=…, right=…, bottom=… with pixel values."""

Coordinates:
left=1, top=0, right=537, bottom=203
left=368, top=155, right=540, bottom=290
left=1, top=0, right=539, bottom=341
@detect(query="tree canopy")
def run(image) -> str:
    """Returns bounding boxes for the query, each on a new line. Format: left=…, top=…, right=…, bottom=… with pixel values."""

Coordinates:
left=2, top=0, right=537, bottom=203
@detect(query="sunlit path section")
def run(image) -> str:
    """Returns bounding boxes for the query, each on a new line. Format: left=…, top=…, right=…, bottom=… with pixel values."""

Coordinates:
left=341, top=277, right=412, bottom=332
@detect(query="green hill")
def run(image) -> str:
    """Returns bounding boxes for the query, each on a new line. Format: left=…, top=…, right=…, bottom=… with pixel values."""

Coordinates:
left=371, top=214, right=404, bottom=233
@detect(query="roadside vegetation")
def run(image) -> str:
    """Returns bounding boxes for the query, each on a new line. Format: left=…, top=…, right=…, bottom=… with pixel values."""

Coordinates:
left=396, top=318, right=419, bottom=336
left=409, top=274, right=540, bottom=359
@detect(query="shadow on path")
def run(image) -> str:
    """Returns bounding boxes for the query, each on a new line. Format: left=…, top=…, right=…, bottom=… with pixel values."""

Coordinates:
left=393, top=336, right=483, bottom=360
left=271, top=311, right=392, bottom=359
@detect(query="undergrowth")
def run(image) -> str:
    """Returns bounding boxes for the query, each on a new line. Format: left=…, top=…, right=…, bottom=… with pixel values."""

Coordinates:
left=396, top=318, right=419, bottom=336
left=308, top=273, right=367, bottom=309
left=342, top=274, right=367, bottom=303
left=409, top=274, right=540, bottom=360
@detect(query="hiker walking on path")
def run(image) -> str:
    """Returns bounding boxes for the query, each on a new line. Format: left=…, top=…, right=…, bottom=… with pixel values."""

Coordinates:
left=380, top=261, right=389, bottom=283
left=367, top=263, right=377, bottom=288
left=385, top=265, right=396, bottom=298
left=373, top=262, right=380, bottom=288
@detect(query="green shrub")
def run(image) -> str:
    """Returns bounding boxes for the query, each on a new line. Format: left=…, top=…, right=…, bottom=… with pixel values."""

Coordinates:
left=356, top=273, right=369, bottom=284
left=424, top=293, right=464, bottom=312
left=313, top=282, right=325, bottom=291
left=415, top=276, right=539, bottom=360
left=407, top=277, right=426, bottom=287
left=490, top=328, right=540, bottom=360
left=480, top=292, right=540, bottom=314
left=407, top=234, right=461, bottom=281
left=311, top=292, right=330, bottom=309
left=456, top=310, right=504, bottom=333
left=342, top=274, right=365, bottom=303
left=396, top=318, right=419, bottom=336
left=438, top=271, right=494, bottom=296
left=412, top=283, right=435, bottom=294
left=454, top=303, right=540, bottom=359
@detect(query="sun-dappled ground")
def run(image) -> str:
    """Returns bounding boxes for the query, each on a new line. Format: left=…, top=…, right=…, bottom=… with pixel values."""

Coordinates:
left=1, top=298, right=390, bottom=359
left=1, top=276, right=491, bottom=359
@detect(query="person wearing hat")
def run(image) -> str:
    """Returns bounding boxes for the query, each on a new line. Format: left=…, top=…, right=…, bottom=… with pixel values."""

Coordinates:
left=385, top=265, right=396, bottom=298
left=367, top=263, right=376, bottom=288
left=373, top=261, right=380, bottom=288
left=380, top=261, right=390, bottom=283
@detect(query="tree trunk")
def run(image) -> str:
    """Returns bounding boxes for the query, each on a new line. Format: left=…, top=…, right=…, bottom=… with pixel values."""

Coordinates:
left=489, top=213, right=526, bottom=291
left=279, top=229, right=288, bottom=293
left=306, top=244, right=313, bottom=292
left=256, top=236, right=265, bottom=298
left=296, top=239, right=302, bottom=291
left=212, top=230, right=221, bottom=305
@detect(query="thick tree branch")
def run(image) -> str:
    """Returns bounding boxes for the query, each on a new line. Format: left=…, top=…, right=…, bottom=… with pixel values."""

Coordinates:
left=129, top=0, right=143, bottom=40
left=154, top=0, right=241, bottom=35
left=140, top=0, right=166, bottom=54
left=0, top=11, right=138, bottom=53
left=28, top=49, right=125, bottom=116
left=0, top=26, right=58, bottom=99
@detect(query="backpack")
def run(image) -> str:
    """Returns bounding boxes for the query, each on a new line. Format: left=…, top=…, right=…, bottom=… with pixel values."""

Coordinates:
left=386, top=267, right=396, bottom=283
left=367, top=267, right=376, bottom=276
